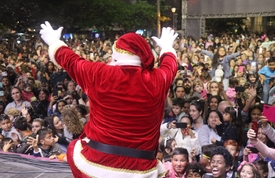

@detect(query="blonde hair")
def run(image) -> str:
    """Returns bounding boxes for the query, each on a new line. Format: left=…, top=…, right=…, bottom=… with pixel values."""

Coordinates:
left=6, top=108, right=21, bottom=116
left=61, top=105, right=83, bottom=135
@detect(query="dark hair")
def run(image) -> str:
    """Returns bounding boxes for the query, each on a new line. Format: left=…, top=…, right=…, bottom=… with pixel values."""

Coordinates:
left=174, top=85, right=184, bottom=93
left=11, top=86, right=22, bottom=95
left=207, top=95, right=222, bottom=108
left=37, top=127, right=53, bottom=143
left=210, top=146, right=233, bottom=168
left=159, top=137, right=176, bottom=162
left=13, top=116, right=28, bottom=131
left=267, top=57, right=275, bottom=63
left=247, top=105, right=263, bottom=124
left=76, top=104, right=88, bottom=117
left=172, top=147, right=189, bottom=162
left=174, top=78, right=184, bottom=86
left=185, top=163, right=206, bottom=177
left=55, top=100, right=67, bottom=113
left=172, top=98, right=184, bottom=108
left=38, top=88, right=49, bottom=98
left=205, top=110, right=224, bottom=134
left=180, top=115, right=193, bottom=125
left=43, top=115, right=59, bottom=136
left=212, top=46, right=227, bottom=68
left=0, top=137, right=15, bottom=152
left=190, top=99, right=205, bottom=116
left=254, top=160, right=268, bottom=176
left=224, top=106, right=244, bottom=146
left=229, top=78, right=237, bottom=88
left=0, top=114, right=9, bottom=122
left=201, top=144, right=217, bottom=157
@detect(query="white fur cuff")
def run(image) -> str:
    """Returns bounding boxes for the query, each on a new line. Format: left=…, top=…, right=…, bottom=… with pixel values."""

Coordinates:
left=48, top=40, right=67, bottom=65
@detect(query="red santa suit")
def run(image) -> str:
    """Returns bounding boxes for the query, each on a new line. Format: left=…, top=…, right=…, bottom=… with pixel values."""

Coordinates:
left=41, top=23, right=177, bottom=178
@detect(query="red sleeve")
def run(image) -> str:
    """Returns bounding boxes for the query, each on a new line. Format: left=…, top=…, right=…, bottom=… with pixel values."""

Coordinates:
left=31, top=67, right=37, bottom=80
left=15, top=67, right=22, bottom=75
left=55, top=46, right=105, bottom=94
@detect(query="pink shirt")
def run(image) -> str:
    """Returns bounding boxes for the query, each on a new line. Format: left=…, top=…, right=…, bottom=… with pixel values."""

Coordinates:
left=164, top=162, right=185, bottom=178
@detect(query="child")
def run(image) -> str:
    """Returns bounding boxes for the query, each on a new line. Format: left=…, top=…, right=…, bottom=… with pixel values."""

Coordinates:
left=172, top=98, right=187, bottom=122
left=237, top=161, right=261, bottom=178
left=31, top=118, right=44, bottom=134
left=245, top=72, right=263, bottom=99
left=254, top=160, right=268, bottom=178
left=200, top=71, right=212, bottom=91
left=0, top=137, right=15, bottom=152
left=0, top=114, right=21, bottom=140
left=226, top=78, right=237, bottom=103
left=185, top=163, right=206, bottom=178
left=200, top=144, right=217, bottom=173
left=258, top=57, right=275, bottom=103
left=159, top=137, right=177, bottom=162
left=224, top=140, right=241, bottom=178
left=164, top=147, right=189, bottom=178
left=30, top=127, right=62, bottom=158
left=22, top=83, right=36, bottom=102
left=209, top=146, right=233, bottom=178
left=191, top=80, right=207, bottom=99
left=211, top=107, right=244, bottom=149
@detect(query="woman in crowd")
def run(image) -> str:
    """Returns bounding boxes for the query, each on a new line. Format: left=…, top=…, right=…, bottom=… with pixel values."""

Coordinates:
left=198, top=110, right=223, bottom=147
left=161, top=115, right=201, bottom=158
left=4, top=87, right=31, bottom=113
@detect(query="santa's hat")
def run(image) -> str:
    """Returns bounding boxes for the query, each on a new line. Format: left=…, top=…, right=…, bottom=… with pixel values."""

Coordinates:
left=110, top=33, right=154, bottom=69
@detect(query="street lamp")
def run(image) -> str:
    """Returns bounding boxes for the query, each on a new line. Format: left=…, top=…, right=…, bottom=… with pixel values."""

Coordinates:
left=157, top=0, right=161, bottom=37
left=171, top=7, right=176, bottom=29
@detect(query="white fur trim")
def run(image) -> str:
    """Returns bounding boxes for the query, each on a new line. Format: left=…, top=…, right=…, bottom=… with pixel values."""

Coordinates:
left=159, top=47, right=177, bottom=58
left=48, top=40, right=67, bottom=66
left=72, top=138, right=166, bottom=178
left=109, top=50, right=141, bottom=66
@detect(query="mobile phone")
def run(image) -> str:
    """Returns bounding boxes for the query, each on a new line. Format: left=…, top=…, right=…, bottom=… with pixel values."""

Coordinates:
left=247, top=146, right=259, bottom=153
left=0, top=91, right=4, bottom=96
left=251, top=62, right=257, bottom=72
left=263, top=104, right=275, bottom=122
left=251, top=120, right=259, bottom=138
left=175, top=122, right=187, bottom=128
left=251, top=62, right=257, bottom=68
left=180, top=70, right=186, bottom=74
left=53, top=89, right=58, bottom=97
left=235, top=86, right=245, bottom=92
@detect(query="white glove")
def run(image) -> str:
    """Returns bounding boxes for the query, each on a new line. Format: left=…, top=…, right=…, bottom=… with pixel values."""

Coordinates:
left=151, top=27, right=178, bottom=49
left=40, top=21, right=63, bottom=46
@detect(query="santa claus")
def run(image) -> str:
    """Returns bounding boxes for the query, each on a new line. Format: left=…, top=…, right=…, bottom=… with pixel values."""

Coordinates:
left=40, top=21, right=178, bottom=178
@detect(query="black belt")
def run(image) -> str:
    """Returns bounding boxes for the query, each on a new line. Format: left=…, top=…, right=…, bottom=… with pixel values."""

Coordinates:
left=87, top=139, right=156, bottom=160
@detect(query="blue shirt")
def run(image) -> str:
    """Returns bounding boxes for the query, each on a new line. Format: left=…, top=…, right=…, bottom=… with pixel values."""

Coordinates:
left=258, top=66, right=275, bottom=85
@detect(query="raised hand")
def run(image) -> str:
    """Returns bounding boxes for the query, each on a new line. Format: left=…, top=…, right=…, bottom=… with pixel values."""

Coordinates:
left=40, top=21, right=63, bottom=46
left=151, top=27, right=178, bottom=48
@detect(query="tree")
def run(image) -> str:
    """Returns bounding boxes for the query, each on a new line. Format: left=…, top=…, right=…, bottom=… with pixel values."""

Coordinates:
left=0, top=0, right=165, bottom=33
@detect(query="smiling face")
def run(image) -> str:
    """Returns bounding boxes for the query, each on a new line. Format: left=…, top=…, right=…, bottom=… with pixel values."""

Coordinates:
left=240, top=165, right=254, bottom=178
left=210, top=98, right=219, bottom=110
left=171, top=154, right=188, bottom=175
left=211, top=155, right=230, bottom=178
left=208, top=112, right=219, bottom=129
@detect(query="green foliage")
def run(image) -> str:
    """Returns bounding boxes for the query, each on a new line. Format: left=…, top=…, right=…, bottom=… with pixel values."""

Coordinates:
left=206, top=18, right=246, bottom=35
left=0, top=0, right=159, bottom=32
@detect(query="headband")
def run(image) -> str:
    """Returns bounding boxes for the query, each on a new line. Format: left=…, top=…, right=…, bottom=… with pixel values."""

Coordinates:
left=237, top=161, right=257, bottom=171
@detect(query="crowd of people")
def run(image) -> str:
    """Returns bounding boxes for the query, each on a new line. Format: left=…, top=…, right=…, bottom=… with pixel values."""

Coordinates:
left=0, top=30, right=275, bottom=178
